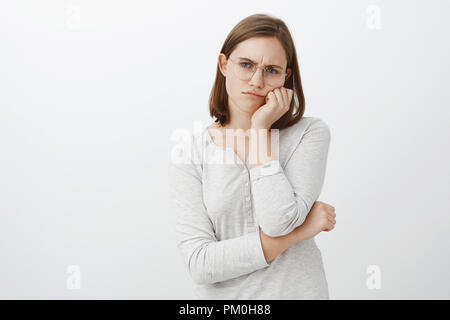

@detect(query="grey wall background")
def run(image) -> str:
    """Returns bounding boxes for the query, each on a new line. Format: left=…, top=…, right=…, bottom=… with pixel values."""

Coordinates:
left=1, top=0, right=449, bottom=299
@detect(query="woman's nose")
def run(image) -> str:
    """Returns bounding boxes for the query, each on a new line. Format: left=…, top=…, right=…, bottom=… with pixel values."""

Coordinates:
left=248, top=68, right=265, bottom=87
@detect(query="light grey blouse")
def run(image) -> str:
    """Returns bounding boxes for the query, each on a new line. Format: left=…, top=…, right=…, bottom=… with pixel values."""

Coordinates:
left=169, top=116, right=331, bottom=299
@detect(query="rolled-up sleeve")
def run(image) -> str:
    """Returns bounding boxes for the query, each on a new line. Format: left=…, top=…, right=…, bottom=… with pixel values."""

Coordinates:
left=249, top=118, right=331, bottom=237
left=169, top=140, right=270, bottom=285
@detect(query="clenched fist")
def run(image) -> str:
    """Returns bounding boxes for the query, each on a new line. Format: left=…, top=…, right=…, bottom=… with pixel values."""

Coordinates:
left=251, top=87, right=293, bottom=130
left=297, top=201, right=336, bottom=240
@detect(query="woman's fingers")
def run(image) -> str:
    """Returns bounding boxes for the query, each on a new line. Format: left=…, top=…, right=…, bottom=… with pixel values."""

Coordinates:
left=327, top=215, right=336, bottom=224
left=319, top=202, right=337, bottom=232
left=273, top=88, right=284, bottom=108
left=280, top=87, right=288, bottom=106
left=324, top=222, right=335, bottom=232
left=326, top=206, right=336, bottom=217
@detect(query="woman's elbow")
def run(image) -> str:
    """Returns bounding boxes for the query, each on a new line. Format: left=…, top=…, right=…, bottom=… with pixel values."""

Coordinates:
left=186, top=247, right=219, bottom=285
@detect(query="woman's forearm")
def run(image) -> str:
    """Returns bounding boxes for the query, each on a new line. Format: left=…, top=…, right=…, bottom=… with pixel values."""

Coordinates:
left=259, top=225, right=309, bottom=263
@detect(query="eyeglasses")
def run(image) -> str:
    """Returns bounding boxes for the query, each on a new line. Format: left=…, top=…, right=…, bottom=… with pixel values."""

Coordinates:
left=227, top=56, right=289, bottom=86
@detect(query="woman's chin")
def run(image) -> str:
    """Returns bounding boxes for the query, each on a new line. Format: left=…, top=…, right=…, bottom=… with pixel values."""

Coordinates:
left=244, top=100, right=263, bottom=110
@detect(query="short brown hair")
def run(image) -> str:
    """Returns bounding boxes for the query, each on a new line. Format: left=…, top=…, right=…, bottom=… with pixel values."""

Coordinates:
left=209, top=13, right=305, bottom=130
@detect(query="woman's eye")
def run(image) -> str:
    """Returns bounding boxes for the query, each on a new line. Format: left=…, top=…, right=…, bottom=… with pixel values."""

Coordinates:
left=267, top=68, right=279, bottom=74
left=240, top=62, right=251, bottom=68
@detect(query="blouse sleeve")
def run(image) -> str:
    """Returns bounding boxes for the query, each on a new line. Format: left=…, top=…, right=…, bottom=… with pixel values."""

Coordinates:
left=169, top=136, right=270, bottom=285
left=249, top=118, right=331, bottom=237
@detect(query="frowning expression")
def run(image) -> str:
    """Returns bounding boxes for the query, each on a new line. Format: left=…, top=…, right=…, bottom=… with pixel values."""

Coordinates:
left=218, top=36, right=291, bottom=114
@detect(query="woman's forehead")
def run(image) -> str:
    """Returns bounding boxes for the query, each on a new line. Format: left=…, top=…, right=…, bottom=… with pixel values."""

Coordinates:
left=232, top=37, right=286, bottom=65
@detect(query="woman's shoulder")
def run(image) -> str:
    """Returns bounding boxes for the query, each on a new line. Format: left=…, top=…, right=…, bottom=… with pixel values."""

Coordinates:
left=285, top=116, right=329, bottom=131
left=280, top=116, right=331, bottom=143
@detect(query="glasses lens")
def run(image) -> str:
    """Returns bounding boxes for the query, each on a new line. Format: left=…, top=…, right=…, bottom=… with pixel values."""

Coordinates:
left=232, top=61, right=285, bottom=85
left=233, top=61, right=253, bottom=81
left=265, top=70, right=285, bottom=86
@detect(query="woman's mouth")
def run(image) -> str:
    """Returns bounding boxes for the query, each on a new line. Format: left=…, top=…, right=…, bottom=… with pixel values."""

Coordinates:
left=243, top=92, right=263, bottom=98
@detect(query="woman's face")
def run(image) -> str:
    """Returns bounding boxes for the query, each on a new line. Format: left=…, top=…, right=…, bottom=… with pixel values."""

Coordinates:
left=218, top=36, right=291, bottom=115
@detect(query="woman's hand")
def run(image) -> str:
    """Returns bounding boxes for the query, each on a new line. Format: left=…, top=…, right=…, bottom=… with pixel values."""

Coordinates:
left=251, top=87, right=293, bottom=130
left=293, top=201, right=336, bottom=240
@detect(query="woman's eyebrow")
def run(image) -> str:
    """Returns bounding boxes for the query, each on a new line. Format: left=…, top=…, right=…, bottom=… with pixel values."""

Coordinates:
left=238, top=57, right=283, bottom=69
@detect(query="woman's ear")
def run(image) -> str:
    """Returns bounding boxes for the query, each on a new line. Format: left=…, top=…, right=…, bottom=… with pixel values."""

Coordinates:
left=285, top=68, right=292, bottom=81
left=218, top=53, right=228, bottom=77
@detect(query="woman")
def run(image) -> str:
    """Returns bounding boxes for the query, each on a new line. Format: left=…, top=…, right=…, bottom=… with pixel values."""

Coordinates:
left=169, top=13, right=337, bottom=299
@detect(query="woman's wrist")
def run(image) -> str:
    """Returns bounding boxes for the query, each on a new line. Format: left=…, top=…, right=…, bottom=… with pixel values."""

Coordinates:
left=293, top=225, right=312, bottom=242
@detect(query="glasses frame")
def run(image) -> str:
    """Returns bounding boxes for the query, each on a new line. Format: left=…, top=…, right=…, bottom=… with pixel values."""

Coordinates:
left=227, top=56, right=289, bottom=84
